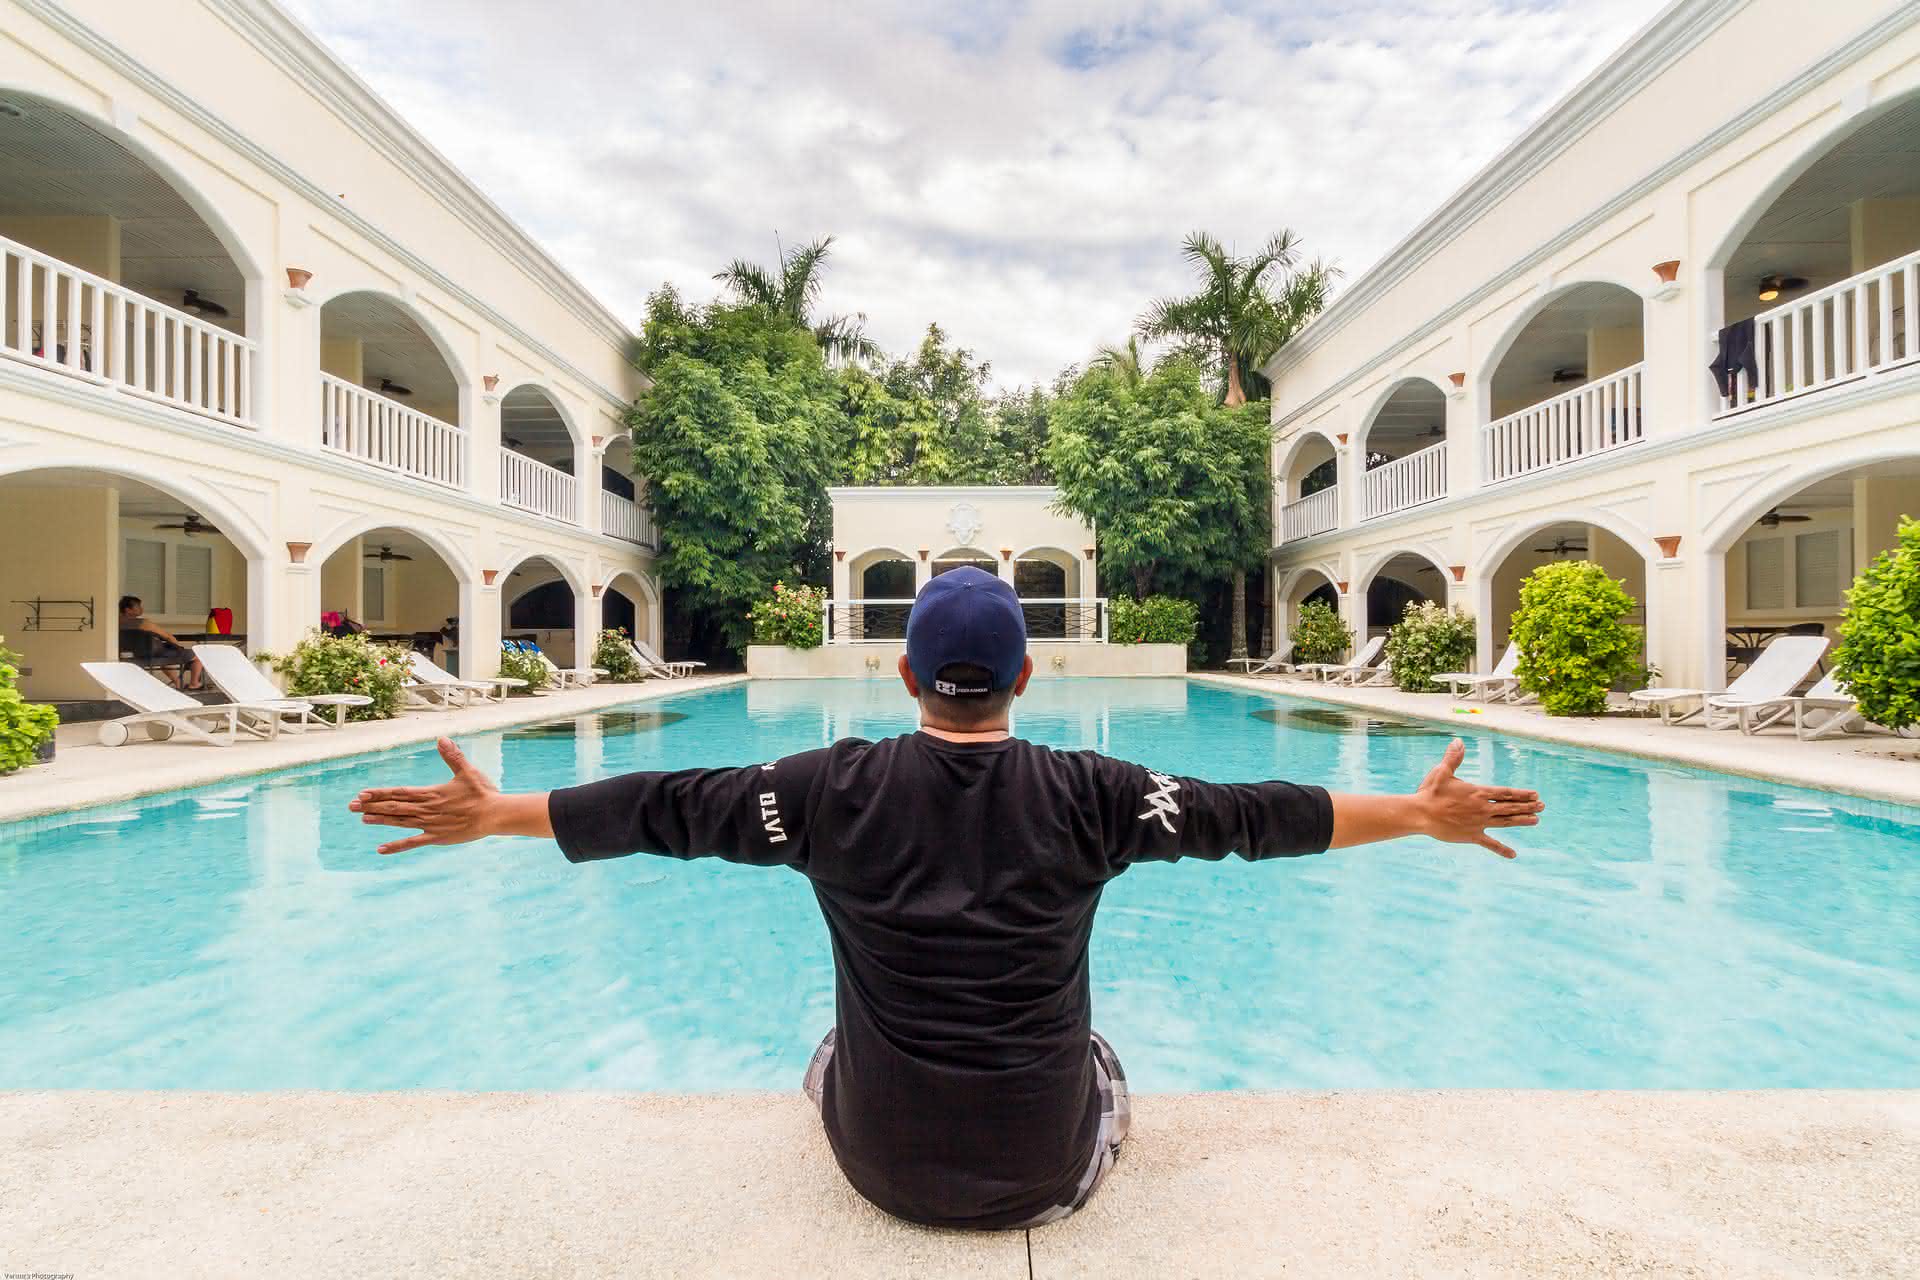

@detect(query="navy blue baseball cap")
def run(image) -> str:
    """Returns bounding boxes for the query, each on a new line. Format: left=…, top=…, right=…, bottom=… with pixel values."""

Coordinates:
left=905, top=566, right=1027, bottom=696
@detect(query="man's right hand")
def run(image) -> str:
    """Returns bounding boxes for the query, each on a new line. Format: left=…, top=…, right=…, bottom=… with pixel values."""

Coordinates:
left=349, top=737, right=550, bottom=854
left=1413, top=738, right=1543, bottom=859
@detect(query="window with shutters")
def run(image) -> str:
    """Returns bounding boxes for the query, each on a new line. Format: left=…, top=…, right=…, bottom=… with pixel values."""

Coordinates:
left=122, top=538, right=167, bottom=611
left=1794, top=529, right=1845, bottom=609
left=175, top=544, right=213, bottom=618
left=363, top=565, right=389, bottom=624
left=1745, top=537, right=1784, bottom=610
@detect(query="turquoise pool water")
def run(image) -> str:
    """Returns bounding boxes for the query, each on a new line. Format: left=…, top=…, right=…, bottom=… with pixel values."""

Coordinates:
left=3, top=678, right=1917, bottom=1090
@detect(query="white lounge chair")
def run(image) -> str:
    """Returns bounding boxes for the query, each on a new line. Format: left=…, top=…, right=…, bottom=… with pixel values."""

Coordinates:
left=404, top=651, right=524, bottom=709
left=81, top=661, right=283, bottom=747
left=1728, top=669, right=1864, bottom=740
left=195, top=643, right=371, bottom=731
left=1301, top=636, right=1385, bottom=684
left=514, top=643, right=604, bottom=690
left=1227, top=643, right=1294, bottom=675
left=635, top=638, right=703, bottom=678
left=1436, top=645, right=1521, bottom=702
left=1631, top=635, right=1828, bottom=728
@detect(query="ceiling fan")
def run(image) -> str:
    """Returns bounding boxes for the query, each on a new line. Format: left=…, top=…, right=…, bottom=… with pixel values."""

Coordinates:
left=180, top=289, right=229, bottom=318
left=365, top=544, right=414, bottom=563
left=1757, top=509, right=1813, bottom=527
left=1757, top=275, right=1808, bottom=303
left=152, top=512, right=219, bottom=537
left=1532, top=536, right=1588, bottom=557
left=1550, top=367, right=1587, bottom=384
left=378, top=376, right=413, bottom=398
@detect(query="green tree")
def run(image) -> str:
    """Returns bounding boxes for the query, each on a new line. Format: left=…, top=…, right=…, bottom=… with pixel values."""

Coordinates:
left=714, top=234, right=880, bottom=366
left=1089, top=336, right=1147, bottom=389
left=627, top=287, right=840, bottom=654
left=1509, top=560, right=1644, bottom=716
left=1047, top=358, right=1270, bottom=603
left=1138, top=230, right=1336, bottom=657
left=838, top=324, right=1008, bottom=486
left=1834, top=515, right=1920, bottom=733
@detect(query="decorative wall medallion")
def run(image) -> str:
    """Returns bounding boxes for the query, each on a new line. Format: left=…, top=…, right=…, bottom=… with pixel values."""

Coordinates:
left=945, top=501, right=984, bottom=548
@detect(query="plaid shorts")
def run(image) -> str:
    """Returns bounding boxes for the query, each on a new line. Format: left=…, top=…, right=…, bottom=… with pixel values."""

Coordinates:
left=801, top=1028, right=1132, bottom=1228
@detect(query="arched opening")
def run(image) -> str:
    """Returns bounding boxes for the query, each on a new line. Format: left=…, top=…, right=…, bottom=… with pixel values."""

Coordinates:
left=315, top=527, right=465, bottom=670
left=0, top=465, right=263, bottom=711
left=1277, top=431, right=1340, bottom=541
left=1478, top=520, right=1650, bottom=676
left=1357, top=379, right=1449, bottom=519
left=1711, top=91, right=1920, bottom=415
left=1277, top=566, right=1339, bottom=648
left=318, top=291, right=467, bottom=489
left=601, top=570, right=659, bottom=654
left=1014, top=545, right=1079, bottom=639
left=848, top=547, right=914, bottom=640
left=1359, top=551, right=1447, bottom=639
left=502, top=554, right=585, bottom=666
left=597, top=433, right=653, bottom=547
left=0, top=88, right=259, bottom=426
left=1482, top=283, right=1645, bottom=483
left=1706, top=452, right=1920, bottom=688
left=932, top=548, right=999, bottom=578
left=500, top=383, right=582, bottom=524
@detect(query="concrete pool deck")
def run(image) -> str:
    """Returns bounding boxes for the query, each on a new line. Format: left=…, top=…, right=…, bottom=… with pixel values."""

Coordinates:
left=4, top=1090, right=1915, bottom=1277
left=1193, top=672, right=1920, bottom=809
left=0, top=673, right=747, bottom=825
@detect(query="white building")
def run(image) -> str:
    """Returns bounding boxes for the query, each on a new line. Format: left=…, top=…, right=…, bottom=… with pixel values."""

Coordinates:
left=0, top=0, right=662, bottom=703
left=1267, top=0, right=1920, bottom=690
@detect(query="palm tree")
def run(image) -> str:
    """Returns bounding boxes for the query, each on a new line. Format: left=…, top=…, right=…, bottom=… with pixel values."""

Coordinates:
left=1139, top=230, right=1338, bottom=659
left=1089, top=335, right=1148, bottom=388
left=714, top=235, right=879, bottom=366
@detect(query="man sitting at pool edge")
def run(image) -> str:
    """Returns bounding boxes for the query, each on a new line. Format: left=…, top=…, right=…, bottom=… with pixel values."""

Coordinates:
left=350, top=566, right=1543, bottom=1230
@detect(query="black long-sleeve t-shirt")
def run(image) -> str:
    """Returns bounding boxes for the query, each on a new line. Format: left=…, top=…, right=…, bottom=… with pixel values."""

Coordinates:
left=549, top=732, right=1333, bottom=1229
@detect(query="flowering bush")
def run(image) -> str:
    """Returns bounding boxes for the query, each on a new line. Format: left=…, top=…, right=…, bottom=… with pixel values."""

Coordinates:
left=1, top=637, right=58, bottom=774
left=260, top=631, right=412, bottom=721
left=1109, top=594, right=1199, bottom=646
left=1385, top=601, right=1476, bottom=693
left=498, top=645, right=551, bottom=693
left=1510, top=560, right=1643, bottom=716
left=751, top=581, right=826, bottom=649
left=1835, top=515, right=1920, bottom=734
left=593, top=627, right=645, bottom=682
left=1289, top=599, right=1352, bottom=666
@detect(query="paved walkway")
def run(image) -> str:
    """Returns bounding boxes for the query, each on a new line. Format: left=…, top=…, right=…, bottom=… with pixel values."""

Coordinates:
left=3, top=1090, right=1914, bottom=1277
left=1194, top=672, right=1920, bottom=809
left=0, top=674, right=745, bottom=825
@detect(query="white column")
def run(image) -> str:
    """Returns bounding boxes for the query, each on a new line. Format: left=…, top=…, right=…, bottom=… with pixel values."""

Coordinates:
left=464, top=577, right=496, bottom=680
left=577, top=438, right=600, bottom=531
left=913, top=554, right=932, bottom=594
left=575, top=585, right=601, bottom=668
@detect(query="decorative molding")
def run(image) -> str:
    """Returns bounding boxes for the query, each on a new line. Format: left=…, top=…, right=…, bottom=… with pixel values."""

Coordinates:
left=285, top=266, right=312, bottom=289
left=1000, top=547, right=1013, bottom=560
left=590, top=584, right=603, bottom=597
left=1649, top=259, right=1684, bottom=301
left=15, top=0, right=641, bottom=413
left=1265, top=4, right=1915, bottom=429
left=483, top=375, right=501, bottom=406
left=1336, top=581, right=1349, bottom=594
left=828, top=485, right=1061, bottom=499
left=1083, top=546, right=1096, bottom=560
left=917, top=548, right=929, bottom=560
left=286, top=540, right=311, bottom=564
left=1336, top=432, right=1348, bottom=445
left=1655, top=535, right=1682, bottom=558
left=482, top=569, right=500, bottom=587
left=833, top=549, right=845, bottom=562
left=1449, top=565, right=1466, bottom=582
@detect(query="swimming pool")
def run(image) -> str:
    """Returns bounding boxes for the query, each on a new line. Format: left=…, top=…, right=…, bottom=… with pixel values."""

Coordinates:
left=3, top=678, right=1916, bottom=1090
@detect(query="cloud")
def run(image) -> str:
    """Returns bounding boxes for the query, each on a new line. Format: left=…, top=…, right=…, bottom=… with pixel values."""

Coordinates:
left=280, top=0, right=1665, bottom=389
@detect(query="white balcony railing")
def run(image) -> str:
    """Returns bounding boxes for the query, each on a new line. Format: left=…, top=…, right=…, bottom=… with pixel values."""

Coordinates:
left=320, top=371, right=467, bottom=489
left=1362, top=442, right=1447, bottom=519
left=2, top=232, right=254, bottom=427
left=1483, top=362, right=1643, bottom=485
left=501, top=449, right=578, bottom=523
left=1281, top=485, right=1340, bottom=541
left=601, top=490, right=657, bottom=548
left=1718, top=248, right=1919, bottom=417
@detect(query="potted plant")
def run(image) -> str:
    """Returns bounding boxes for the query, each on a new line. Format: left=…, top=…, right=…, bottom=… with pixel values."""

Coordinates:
left=1, top=637, right=58, bottom=775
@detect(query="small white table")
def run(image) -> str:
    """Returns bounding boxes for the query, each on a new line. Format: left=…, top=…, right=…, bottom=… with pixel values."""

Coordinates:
left=1628, top=689, right=1706, bottom=725
left=303, top=693, right=374, bottom=727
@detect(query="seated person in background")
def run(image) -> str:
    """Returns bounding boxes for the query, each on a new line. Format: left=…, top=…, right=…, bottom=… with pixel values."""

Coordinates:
left=118, top=595, right=205, bottom=691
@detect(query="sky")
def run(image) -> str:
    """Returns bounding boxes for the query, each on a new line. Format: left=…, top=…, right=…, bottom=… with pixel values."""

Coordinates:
left=281, top=0, right=1668, bottom=390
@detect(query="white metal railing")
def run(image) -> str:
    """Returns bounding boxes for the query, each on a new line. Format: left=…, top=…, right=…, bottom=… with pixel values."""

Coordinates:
left=824, top=597, right=1108, bottom=643
left=601, top=490, right=658, bottom=548
left=1281, top=485, right=1339, bottom=541
left=1483, top=362, right=1643, bottom=484
left=501, top=449, right=579, bottom=523
left=320, top=371, right=467, bottom=488
left=2, top=232, right=254, bottom=427
left=1362, top=442, right=1448, bottom=519
left=1718, top=248, right=1919, bottom=416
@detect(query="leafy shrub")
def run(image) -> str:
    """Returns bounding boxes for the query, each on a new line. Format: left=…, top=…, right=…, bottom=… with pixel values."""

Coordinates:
left=498, top=646, right=551, bottom=693
left=750, top=581, right=826, bottom=648
left=1385, top=601, right=1477, bottom=693
left=1289, top=599, right=1352, bottom=666
left=261, top=631, right=412, bottom=721
left=1110, top=595, right=1199, bottom=646
left=1510, top=561, right=1643, bottom=716
left=593, top=628, right=645, bottom=682
left=1835, top=515, right=1920, bottom=733
left=1, top=637, right=58, bottom=774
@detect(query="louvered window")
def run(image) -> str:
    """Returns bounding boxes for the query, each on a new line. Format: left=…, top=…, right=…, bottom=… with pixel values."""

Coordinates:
left=363, top=566, right=388, bottom=624
left=1794, top=530, right=1845, bottom=609
left=174, top=544, right=212, bottom=617
left=1745, top=537, right=1784, bottom=610
left=122, top=538, right=166, bottom=610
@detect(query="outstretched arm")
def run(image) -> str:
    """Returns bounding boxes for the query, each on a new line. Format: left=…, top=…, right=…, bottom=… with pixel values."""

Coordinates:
left=1328, top=738, right=1540, bottom=858
left=351, top=738, right=552, bottom=855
